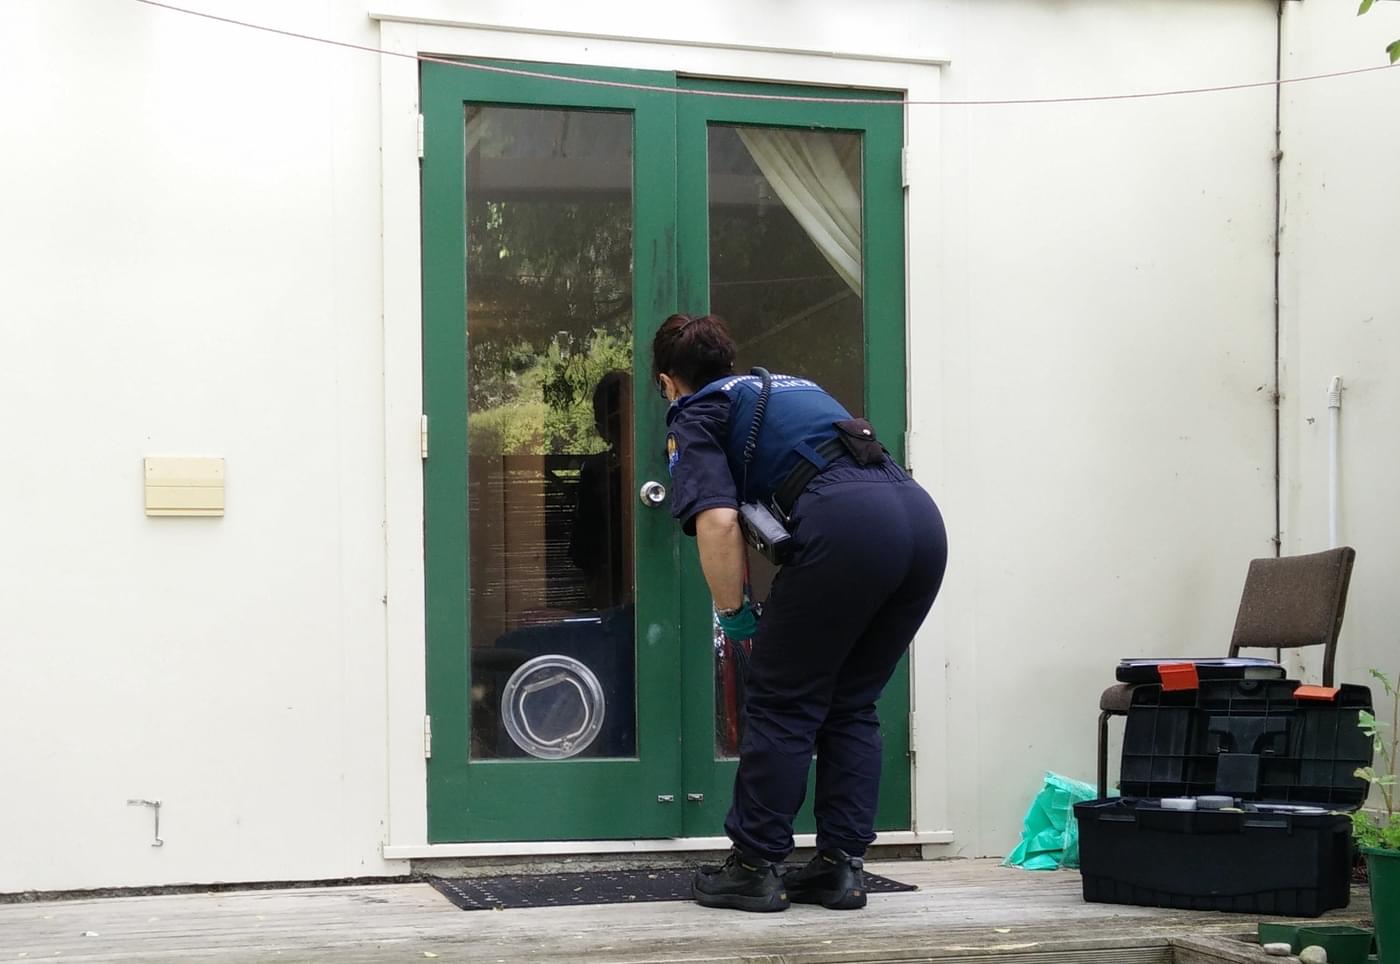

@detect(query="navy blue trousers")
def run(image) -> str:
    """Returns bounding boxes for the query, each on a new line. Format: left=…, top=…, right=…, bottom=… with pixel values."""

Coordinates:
left=725, top=458, right=947, bottom=862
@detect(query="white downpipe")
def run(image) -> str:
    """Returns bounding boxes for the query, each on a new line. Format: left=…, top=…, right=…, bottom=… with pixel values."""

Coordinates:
left=1327, top=376, right=1344, bottom=547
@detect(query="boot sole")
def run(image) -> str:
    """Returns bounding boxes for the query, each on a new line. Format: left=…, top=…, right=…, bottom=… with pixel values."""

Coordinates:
left=787, top=887, right=867, bottom=910
left=692, top=884, right=790, bottom=913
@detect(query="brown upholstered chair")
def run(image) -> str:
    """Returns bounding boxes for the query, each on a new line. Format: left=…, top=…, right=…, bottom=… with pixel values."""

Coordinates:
left=1096, top=546, right=1356, bottom=799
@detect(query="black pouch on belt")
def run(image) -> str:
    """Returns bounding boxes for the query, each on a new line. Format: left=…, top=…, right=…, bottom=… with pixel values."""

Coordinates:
left=834, top=418, right=887, bottom=465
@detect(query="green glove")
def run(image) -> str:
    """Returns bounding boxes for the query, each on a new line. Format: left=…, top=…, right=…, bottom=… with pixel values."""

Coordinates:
left=717, top=601, right=758, bottom=641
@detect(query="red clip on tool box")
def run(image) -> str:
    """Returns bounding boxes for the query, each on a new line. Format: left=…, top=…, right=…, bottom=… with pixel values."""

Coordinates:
left=1075, top=678, right=1373, bottom=917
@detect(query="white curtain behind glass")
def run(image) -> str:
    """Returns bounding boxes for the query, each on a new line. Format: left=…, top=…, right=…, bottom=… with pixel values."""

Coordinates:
left=735, top=128, right=863, bottom=297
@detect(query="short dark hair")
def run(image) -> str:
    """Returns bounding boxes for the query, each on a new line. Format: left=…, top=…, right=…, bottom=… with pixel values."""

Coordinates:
left=591, top=370, right=630, bottom=445
left=651, top=314, right=736, bottom=392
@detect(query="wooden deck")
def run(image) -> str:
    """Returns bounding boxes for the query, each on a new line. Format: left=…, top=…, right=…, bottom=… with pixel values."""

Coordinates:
left=0, top=859, right=1372, bottom=963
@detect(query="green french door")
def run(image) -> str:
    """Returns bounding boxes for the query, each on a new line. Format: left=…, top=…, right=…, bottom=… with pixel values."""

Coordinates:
left=421, top=61, right=907, bottom=843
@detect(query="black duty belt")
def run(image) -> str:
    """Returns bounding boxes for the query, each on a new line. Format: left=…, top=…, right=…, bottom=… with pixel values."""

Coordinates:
left=772, top=437, right=849, bottom=521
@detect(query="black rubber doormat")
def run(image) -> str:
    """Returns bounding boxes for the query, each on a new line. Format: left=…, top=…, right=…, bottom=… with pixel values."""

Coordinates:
left=428, top=867, right=916, bottom=911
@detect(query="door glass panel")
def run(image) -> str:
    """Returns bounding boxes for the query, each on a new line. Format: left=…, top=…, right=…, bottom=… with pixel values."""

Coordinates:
left=707, top=124, right=865, bottom=757
left=465, top=105, right=637, bottom=761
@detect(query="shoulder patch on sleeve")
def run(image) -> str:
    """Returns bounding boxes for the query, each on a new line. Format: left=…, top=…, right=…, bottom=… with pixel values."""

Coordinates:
left=666, top=433, right=679, bottom=476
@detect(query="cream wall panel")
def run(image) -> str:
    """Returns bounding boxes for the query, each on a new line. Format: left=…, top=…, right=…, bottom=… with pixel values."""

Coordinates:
left=1278, top=3, right=1400, bottom=696
left=926, top=0, right=1279, bottom=858
left=0, top=0, right=400, bottom=891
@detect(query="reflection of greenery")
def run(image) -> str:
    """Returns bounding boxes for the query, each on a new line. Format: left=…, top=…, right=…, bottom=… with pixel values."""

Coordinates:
left=467, top=198, right=632, bottom=349
left=469, top=331, right=631, bottom=457
left=466, top=174, right=634, bottom=457
left=467, top=184, right=632, bottom=400
left=1354, top=667, right=1400, bottom=851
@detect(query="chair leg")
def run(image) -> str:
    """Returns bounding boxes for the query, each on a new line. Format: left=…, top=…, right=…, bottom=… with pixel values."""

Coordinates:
left=1097, top=710, right=1112, bottom=800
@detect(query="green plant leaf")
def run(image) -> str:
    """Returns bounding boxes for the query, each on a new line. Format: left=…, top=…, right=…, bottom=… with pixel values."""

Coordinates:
left=1352, top=667, right=1400, bottom=838
left=1389, top=40, right=1400, bottom=64
left=1354, top=810, right=1384, bottom=848
left=1385, top=823, right=1400, bottom=850
left=1359, top=710, right=1379, bottom=737
left=1360, top=0, right=1376, bottom=14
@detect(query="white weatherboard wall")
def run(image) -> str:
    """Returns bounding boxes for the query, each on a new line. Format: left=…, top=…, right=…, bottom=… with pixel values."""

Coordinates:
left=924, top=0, right=1278, bottom=858
left=0, top=1, right=399, bottom=890
left=2, top=0, right=1280, bottom=891
left=1279, top=5, right=1400, bottom=695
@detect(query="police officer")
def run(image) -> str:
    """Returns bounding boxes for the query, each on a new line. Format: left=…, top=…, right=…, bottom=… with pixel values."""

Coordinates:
left=654, top=313, right=947, bottom=913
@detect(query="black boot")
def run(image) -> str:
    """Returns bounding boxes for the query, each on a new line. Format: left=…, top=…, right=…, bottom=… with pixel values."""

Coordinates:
left=692, top=849, right=790, bottom=912
left=781, top=848, right=867, bottom=909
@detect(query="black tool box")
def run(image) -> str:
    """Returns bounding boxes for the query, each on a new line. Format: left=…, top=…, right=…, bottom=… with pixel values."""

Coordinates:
left=1076, top=677, right=1373, bottom=917
left=1114, top=656, right=1285, bottom=685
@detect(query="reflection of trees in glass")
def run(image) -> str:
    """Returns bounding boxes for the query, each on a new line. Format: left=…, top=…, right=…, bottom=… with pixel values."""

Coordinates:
left=464, top=104, right=634, bottom=459
left=467, top=190, right=634, bottom=458
left=469, top=331, right=632, bottom=458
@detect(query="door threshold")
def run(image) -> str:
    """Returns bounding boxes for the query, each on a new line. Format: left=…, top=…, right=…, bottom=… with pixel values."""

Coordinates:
left=383, top=829, right=953, bottom=860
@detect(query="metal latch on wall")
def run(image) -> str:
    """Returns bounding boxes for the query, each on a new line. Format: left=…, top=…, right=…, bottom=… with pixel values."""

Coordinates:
left=127, top=798, right=164, bottom=847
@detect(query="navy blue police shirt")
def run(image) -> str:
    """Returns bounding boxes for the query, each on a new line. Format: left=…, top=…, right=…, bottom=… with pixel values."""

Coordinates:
left=665, top=373, right=852, bottom=536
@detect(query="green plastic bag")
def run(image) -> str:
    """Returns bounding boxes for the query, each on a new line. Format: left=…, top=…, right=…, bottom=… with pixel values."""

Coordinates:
left=1002, top=772, right=1099, bottom=871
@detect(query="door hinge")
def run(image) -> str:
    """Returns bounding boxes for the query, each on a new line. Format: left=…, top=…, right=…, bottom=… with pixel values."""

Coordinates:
left=901, top=147, right=911, bottom=188
left=420, top=414, right=429, bottom=460
left=423, top=714, right=433, bottom=759
left=416, top=113, right=425, bottom=160
left=908, top=710, right=918, bottom=764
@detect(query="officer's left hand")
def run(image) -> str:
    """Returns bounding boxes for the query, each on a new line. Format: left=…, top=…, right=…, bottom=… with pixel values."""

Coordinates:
left=717, top=601, right=759, bottom=641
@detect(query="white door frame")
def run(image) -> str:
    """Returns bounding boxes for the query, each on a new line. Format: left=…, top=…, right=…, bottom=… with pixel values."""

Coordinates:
left=372, top=9, right=952, bottom=857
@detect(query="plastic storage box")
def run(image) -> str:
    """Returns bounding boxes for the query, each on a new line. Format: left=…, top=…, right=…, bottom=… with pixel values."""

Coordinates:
left=1076, top=678, right=1373, bottom=917
left=1114, top=656, right=1285, bottom=685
